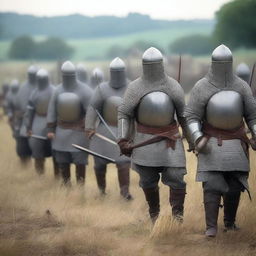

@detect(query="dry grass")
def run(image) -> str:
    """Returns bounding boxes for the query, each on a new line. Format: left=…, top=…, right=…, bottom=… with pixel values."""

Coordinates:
left=0, top=116, right=256, bottom=256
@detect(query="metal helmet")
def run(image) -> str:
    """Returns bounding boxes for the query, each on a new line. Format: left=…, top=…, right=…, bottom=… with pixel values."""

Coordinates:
left=109, top=57, right=127, bottom=89
left=27, top=65, right=38, bottom=85
left=90, top=68, right=104, bottom=89
left=207, top=44, right=234, bottom=88
left=142, top=47, right=165, bottom=82
left=236, top=63, right=250, bottom=83
left=36, top=69, right=49, bottom=90
left=61, top=61, right=76, bottom=90
left=10, top=79, right=19, bottom=93
left=76, top=63, right=88, bottom=83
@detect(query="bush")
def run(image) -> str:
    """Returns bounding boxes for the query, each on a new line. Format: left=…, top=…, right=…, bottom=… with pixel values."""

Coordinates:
left=169, top=34, right=215, bottom=55
left=8, top=36, right=74, bottom=60
left=8, top=35, right=36, bottom=59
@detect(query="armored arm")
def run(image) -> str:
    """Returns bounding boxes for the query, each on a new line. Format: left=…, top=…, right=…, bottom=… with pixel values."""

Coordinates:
left=242, top=84, right=256, bottom=137
left=85, top=87, right=102, bottom=131
left=184, top=81, right=207, bottom=148
left=46, top=89, right=58, bottom=133
left=24, top=93, right=36, bottom=132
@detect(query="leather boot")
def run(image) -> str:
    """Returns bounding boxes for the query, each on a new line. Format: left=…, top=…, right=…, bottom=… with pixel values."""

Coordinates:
left=59, top=163, right=71, bottom=186
left=94, top=165, right=107, bottom=195
left=142, top=186, right=160, bottom=223
left=204, top=190, right=221, bottom=237
left=52, top=157, right=60, bottom=179
left=169, top=188, right=186, bottom=222
left=76, top=164, right=86, bottom=185
left=223, top=191, right=241, bottom=231
left=117, top=163, right=133, bottom=200
left=35, top=158, right=45, bottom=175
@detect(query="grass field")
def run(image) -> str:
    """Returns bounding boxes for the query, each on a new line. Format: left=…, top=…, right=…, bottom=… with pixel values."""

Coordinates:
left=0, top=26, right=212, bottom=61
left=0, top=114, right=256, bottom=256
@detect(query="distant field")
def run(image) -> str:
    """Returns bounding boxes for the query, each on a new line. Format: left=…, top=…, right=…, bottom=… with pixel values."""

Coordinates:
left=0, top=26, right=212, bottom=61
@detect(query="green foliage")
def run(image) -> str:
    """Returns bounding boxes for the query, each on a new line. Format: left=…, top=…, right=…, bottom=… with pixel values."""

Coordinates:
left=8, top=36, right=73, bottom=60
left=214, top=0, right=256, bottom=48
left=169, top=34, right=215, bottom=55
left=34, top=37, right=73, bottom=60
left=8, top=35, right=36, bottom=59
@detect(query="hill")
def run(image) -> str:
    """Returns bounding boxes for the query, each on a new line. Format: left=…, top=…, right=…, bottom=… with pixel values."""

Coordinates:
left=0, top=12, right=214, bottom=39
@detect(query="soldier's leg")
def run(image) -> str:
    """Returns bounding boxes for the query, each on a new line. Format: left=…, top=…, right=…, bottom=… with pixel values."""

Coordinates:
left=16, top=137, right=31, bottom=165
left=223, top=173, right=244, bottom=231
left=94, top=158, right=107, bottom=195
left=202, top=173, right=228, bottom=237
left=55, top=151, right=71, bottom=185
left=35, top=158, right=45, bottom=175
left=162, top=167, right=186, bottom=221
left=134, top=164, right=161, bottom=223
left=72, top=151, right=88, bottom=185
left=53, top=157, right=60, bottom=178
left=116, top=162, right=133, bottom=200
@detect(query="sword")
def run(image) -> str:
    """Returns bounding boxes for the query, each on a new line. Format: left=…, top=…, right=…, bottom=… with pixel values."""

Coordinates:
left=72, top=144, right=116, bottom=163
left=95, top=133, right=117, bottom=145
left=95, top=109, right=117, bottom=140
left=31, top=134, right=48, bottom=140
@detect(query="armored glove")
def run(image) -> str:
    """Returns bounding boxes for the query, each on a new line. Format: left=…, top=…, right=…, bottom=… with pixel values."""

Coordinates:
left=47, top=132, right=55, bottom=140
left=195, top=136, right=208, bottom=155
left=118, top=138, right=132, bottom=157
left=250, top=137, right=256, bottom=151
left=85, top=129, right=95, bottom=139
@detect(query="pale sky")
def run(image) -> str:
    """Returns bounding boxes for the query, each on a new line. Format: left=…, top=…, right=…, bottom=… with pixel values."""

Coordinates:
left=1, top=0, right=232, bottom=20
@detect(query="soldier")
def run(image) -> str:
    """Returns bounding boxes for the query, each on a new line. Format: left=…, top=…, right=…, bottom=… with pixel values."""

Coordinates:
left=236, top=63, right=250, bottom=84
left=76, top=63, right=89, bottom=84
left=15, top=65, right=38, bottom=163
left=25, top=69, right=57, bottom=176
left=47, top=61, right=92, bottom=185
left=85, top=57, right=132, bottom=200
left=1, top=82, right=10, bottom=115
left=185, top=45, right=256, bottom=237
left=90, top=68, right=104, bottom=89
left=6, top=79, right=20, bottom=136
left=118, top=47, right=187, bottom=222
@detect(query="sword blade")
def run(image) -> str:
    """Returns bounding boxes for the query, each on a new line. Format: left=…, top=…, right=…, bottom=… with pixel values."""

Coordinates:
left=72, top=144, right=116, bottom=163
left=31, top=134, right=48, bottom=140
left=95, top=109, right=117, bottom=140
left=95, top=133, right=117, bottom=145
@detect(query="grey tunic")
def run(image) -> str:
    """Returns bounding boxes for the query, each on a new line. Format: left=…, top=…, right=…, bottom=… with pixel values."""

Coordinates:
left=47, top=82, right=92, bottom=152
left=118, top=76, right=186, bottom=167
left=85, top=82, right=129, bottom=163
left=25, top=85, right=55, bottom=158
left=185, top=76, right=256, bottom=174
left=16, top=81, right=36, bottom=137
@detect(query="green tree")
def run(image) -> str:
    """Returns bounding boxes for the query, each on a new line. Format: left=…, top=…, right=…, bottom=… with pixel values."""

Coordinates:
left=34, top=37, right=73, bottom=60
left=214, top=0, right=256, bottom=48
left=8, top=35, right=36, bottom=59
left=169, top=34, right=215, bottom=55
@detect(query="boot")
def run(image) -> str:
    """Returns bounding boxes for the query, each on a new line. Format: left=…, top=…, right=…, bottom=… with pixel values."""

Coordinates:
left=169, top=188, right=186, bottom=222
left=76, top=164, right=86, bottom=185
left=117, top=163, right=133, bottom=200
left=52, top=157, right=60, bottom=179
left=59, top=163, right=71, bottom=186
left=223, top=191, right=241, bottom=231
left=35, top=158, right=45, bottom=175
left=94, top=165, right=107, bottom=195
left=142, top=186, right=160, bottom=223
left=20, top=156, right=31, bottom=167
left=204, top=190, right=221, bottom=237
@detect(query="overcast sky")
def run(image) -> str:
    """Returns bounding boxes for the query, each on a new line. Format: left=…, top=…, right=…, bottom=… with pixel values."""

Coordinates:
left=1, top=0, right=232, bottom=20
